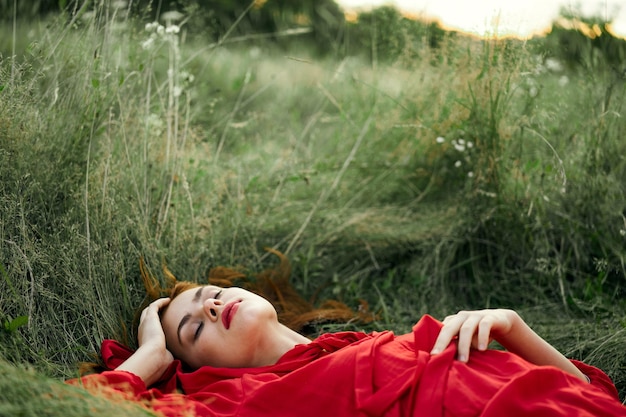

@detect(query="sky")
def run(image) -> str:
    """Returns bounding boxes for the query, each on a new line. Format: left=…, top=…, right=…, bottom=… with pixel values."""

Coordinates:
left=336, top=0, right=626, bottom=38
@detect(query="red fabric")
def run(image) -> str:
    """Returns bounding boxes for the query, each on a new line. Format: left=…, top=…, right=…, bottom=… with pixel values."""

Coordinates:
left=71, top=315, right=626, bottom=417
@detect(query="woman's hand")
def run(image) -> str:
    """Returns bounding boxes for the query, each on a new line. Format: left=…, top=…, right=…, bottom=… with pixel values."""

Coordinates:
left=429, top=308, right=588, bottom=382
left=116, top=298, right=174, bottom=386
left=137, top=298, right=172, bottom=353
left=430, top=309, right=518, bottom=362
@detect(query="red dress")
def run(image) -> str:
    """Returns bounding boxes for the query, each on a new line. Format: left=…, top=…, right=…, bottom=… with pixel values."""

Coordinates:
left=70, top=315, right=626, bottom=416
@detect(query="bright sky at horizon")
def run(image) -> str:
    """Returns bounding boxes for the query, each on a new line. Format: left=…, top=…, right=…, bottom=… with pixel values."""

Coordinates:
left=337, top=0, right=626, bottom=38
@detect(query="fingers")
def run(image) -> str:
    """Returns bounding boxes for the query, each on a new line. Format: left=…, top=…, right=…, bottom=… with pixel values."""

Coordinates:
left=430, top=315, right=458, bottom=355
left=430, top=310, right=500, bottom=362
left=476, top=316, right=493, bottom=351
left=137, top=298, right=171, bottom=347
left=456, top=314, right=482, bottom=362
left=140, top=297, right=171, bottom=320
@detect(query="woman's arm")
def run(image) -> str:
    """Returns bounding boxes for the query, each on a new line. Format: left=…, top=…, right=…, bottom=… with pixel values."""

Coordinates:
left=115, top=298, right=174, bottom=387
left=429, top=309, right=588, bottom=383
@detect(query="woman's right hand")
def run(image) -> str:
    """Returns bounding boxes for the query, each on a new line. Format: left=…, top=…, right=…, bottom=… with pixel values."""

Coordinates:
left=116, top=298, right=174, bottom=386
left=137, top=298, right=172, bottom=353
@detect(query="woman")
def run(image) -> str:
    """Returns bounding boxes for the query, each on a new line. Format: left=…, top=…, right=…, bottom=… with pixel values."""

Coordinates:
left=71, top=255, right=626, bottom=417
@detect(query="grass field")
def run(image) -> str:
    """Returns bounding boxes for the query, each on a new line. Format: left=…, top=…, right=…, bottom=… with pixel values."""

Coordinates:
left=1, top=8, right=625, bottom=414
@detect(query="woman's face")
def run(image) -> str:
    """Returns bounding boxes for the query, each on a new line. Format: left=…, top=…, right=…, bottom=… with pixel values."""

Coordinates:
left=160, top=285, right=279, bottom=369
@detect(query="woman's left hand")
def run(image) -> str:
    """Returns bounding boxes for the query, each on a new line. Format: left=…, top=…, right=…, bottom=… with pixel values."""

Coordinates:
left=429, top=309, right=517, bottom=362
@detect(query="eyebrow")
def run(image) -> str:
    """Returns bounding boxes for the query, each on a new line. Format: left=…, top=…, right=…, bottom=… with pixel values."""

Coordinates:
left=176, top=286, right=204, bottom=345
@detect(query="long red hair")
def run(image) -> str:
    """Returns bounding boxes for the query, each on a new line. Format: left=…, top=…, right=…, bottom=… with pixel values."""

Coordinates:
left=136, top=248, right=374, bottom=336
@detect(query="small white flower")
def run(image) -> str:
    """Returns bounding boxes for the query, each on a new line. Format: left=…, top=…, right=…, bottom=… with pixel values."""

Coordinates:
left=467, top=171, right=474, bottom=178
left=467, top=141, right=473, bottom=148
left=180, top=71, right=195, bottom=84
left=165, top=25, right=180, bottom=34
left=458, top=138, right=465, bottom=145
left=454, top=160, right=462, bottom=168
left=145, top=22, right=158, bottom=32
left=147, top=113, right=165, bottom=135
left=436, top=136, right=445, bottom=144
left=157, top=25, right=165, bottom=36
left=161, top=10, right=184, bottom=23
left=141, top=37, right=155, bottom=50
left=620, top=229, right=626, bottom=237
left=454, top=143, right=466, bottom=152
left=545, top=58, right=563, bottom=72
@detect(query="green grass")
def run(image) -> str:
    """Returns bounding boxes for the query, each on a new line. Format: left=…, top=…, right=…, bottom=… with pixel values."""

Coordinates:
left=1, top=9, right=626, bottom=414
left=0, top=359, right=156, bottom=416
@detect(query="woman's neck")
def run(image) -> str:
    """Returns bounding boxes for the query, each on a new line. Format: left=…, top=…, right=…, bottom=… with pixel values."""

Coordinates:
left=253, top=322, right=311, bottom=367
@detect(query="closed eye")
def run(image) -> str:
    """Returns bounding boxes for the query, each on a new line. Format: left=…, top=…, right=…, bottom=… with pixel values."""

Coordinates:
left=194, top=322, right=204, bottom=342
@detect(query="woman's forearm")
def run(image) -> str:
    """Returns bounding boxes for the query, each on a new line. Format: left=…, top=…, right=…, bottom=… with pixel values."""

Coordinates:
left=431, top=309, right=589, bottom=383
left=119, top=297, right=173, bottom=386
left=115, top=344, right=173, bottom=387
left=497, top=311, right=587, bottom=382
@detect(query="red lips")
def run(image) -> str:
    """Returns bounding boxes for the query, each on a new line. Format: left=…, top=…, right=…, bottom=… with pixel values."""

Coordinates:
left=222, top=300, right=241, bottom=329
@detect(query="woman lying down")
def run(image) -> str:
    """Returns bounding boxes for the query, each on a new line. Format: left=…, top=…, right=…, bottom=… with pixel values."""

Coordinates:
left=70, top=253, right=626, bottom=416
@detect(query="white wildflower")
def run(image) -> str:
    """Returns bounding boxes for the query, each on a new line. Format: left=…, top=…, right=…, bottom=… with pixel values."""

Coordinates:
left=165, top=25, right=180, bottom=34
left=180, top=71, right=195, bottom=84
left=454, top=160, right=462, bottom=168
left=467, top=171, right=474, bottom=178
left=458, top=139, right=465, bottom=145
left=467, top=141, right=473, bottom=148
left=147, top=113, right=165, bottom=135
left=161, top=10, right=184, bottom=23
left=145, top=22, right=159, bottom=32
left=436, top=136, right=445, bottom=144
left=157, top=25, right=165, bottom=36
left=545, top=58, right=563, bottom=72
left=141, top=37, right=155, bottom=50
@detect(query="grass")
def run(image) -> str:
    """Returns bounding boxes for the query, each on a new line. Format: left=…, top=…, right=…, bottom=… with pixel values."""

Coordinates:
left=1, top=6, right=626, bottom=413
left=0, top=359, right=155, bottom=416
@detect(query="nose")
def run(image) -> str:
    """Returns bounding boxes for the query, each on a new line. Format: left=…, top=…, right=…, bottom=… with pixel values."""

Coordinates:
left=203, top=297, right=223, bottom=322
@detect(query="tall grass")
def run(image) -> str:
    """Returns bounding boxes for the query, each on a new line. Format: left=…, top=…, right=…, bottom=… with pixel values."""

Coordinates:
left=1, top=4, right=625, bottom=413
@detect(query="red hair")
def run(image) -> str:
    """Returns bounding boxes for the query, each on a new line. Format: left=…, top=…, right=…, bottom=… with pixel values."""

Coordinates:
left=137, top=249, right=374, bottom=334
